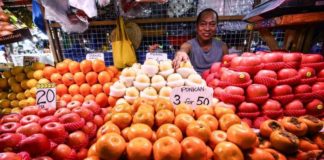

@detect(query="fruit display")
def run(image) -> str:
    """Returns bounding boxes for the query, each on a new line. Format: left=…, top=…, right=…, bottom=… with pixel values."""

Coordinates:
left=111, top=59, right=206, bottom=105
left=0, top=100, right=106, bottom=159
left=0, top=62, right=48, bottom=114
left=203, top=52, right=324, bottom=127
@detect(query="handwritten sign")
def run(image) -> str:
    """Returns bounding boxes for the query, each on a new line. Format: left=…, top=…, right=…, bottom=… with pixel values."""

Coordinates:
left=36, top=83, right=56, bottom=110
left=23, top=56, right=39, bottom=66
left=86, top=53, right=104, bottom=61
left=170, top=86, right=213, bottom=109
left=146, top=52, right=168, bottom=62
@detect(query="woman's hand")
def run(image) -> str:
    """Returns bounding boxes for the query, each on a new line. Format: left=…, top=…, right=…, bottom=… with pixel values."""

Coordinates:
left=172, top=51, right=189, bottom=69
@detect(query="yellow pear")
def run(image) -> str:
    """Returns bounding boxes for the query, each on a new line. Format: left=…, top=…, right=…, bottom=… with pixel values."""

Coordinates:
left=0, top=99, right=10, bottom=108
left=18, top=99, right=28, bottom=108
left=27, top=79, right=38, bottom=89
left=2, top=71, right=12, bottom=78
left=32, top=62, right=45, bottom=70
left=24, top=66, right=33, bottom=73
left=20, top=80, right=29, bottom=90
left=1, top=108, right=11, bottom=114
left=24, top=89, right=31, bottom=97
left=7, top=93, right=17, bottom=100
left=11, top=66, right=24, bottom=74
left=30, top=87, right=37, bottom=98
left=0, top=92, right=8, bottom=99
left=15, top=73, right=26, bottom=82
left=38, top=78, right=50, bottom=84
left=11, top=107, right=21, bottom=113
left=16, top=92, right=26, bottom=100
left=11, top=83, right=23, bottom=93
left=10, top=100, right=19, bottom=108
left=0, top=78, right=8, bottom=89
left=26, top=97, right=36, bottom=106
left=27, top=71, right=35, bottom=79
left=33, top=70, right=44, bottom=80
left=8, top=77, right=17, bottom=86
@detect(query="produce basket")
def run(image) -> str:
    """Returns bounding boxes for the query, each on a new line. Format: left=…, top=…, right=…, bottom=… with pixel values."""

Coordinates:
left=254, top=75, right=278, bottom=88
left=247, top=94, right=270, bottom=105
left=278, top=75, right=301, bottom=85
left=219, top=92, right=245, bottom=105
left=263, top=62, right=286, bottom=71
left=272, top=94, right=295, bottom=105
left=300, top=76, right=317, bottom=85
left=263, top=109, right=283, bottom=119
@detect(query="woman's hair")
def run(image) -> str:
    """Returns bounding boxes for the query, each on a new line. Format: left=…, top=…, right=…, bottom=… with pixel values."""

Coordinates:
left=196, top=8, right=219, bottom=24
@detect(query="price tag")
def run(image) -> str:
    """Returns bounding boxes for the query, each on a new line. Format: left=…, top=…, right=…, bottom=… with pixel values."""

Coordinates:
left=146, top=52, right=168, bottom=62
left=170, top=86, right=213, bottom=109
left=36, top=83, right=56, bottom=110
left=86, top=53, right=104, bottom=61
left=23, top=56, right=39, bottom=66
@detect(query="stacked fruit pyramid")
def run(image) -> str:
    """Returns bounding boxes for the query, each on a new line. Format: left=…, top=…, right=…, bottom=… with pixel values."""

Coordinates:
left=0, top=62, right=50, bottom=114
left=202, top=52, right=324, bottom=128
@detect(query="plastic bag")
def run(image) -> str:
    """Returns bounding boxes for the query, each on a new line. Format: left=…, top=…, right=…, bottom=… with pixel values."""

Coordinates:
left=97, top=0, right=111, bottom=7
left=168, top=0, right=194, bottom=17
left=112, top=17, right=137, bottom=68
left=117, top=0, right=152, bottom=18
left=69, top=0, right=97, bottom=18
left=197, top=0, right=224, bottom=15
left=41, top=0, right=88, bottom=33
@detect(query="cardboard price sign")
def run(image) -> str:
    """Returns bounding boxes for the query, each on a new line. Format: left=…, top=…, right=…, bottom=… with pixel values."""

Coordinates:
left=23, top=56, right=39, bottom=66
left=36, top=83, right=56, bottom=110
left=86, top=53, right=104, bottom=61
left=146, top=52, right=168, bottom=62
left=170, top=86, right=213, bottom=109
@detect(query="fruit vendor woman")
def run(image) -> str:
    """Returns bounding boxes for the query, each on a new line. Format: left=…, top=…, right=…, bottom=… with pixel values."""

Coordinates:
left=172, top=8, right=229, bottom=74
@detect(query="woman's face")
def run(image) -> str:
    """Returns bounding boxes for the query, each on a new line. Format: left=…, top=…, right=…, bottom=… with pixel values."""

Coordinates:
left=196, top=11, right=217, bottom=42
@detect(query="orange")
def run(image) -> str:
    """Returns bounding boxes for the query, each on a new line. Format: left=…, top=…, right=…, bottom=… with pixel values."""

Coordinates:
left=151, top=131, right=157, bottom=143
left=84, top=156, right=100, bottom=160
left=72, top=94, right=84, bottom=103
left=62, top=73, right=75, bottom=86
left=86, top=72, right=98, bottom=85
left=107, top=66, right=119, bottom=76
left=112, top=78, right=118, bottom=83
left=155, top=109, right=175, bottom=127
left=95, top=93, right=108, bottom=107
left=194, top=105, right=214, bottom=118
left=106, top=69, right=115, bottom=79
left=80, top=60, right=92, bottom=74
left=219, top=114, right=241, bottom=131
left=127, top=137, right=152, bottom=160
left=98, top=71, right=111, bottom=85
left=186, top=120, right=212, bottom=143
left=103, top=83, right=112, bottom=95
left=85, top=94, right=95, bottom=101
left=112, top=103, right=134, bottom=115
left=111, top=112, right=132, bottom=129
left=207, top=146, right=213, bottom=160
left=95, top=132, right=126, bottom=160
left=154, top=98, right=174, bottom=112
left=128, top=123, right=153, bottom=141
left=33, top=70, right=43, bottom=80
left=50, top=73, right=63, bottom=84
left=153, top=136, right=181, bottom=160
left=209, top=130, right=227, bottom=150
left=31, top=62, right=45, bottom=70
left=0, top=78, right=8, bottom=89
left=63, top=59, right=73, bottom=64
left=174, top=113, right=195, bottom=134
left=108, top=96, right=117, bottom=107
left=133, top=110, right=154, bottom=127
left=68, top=84, right=80, bottom=96
left=61, top=94, right=72, bottom=103
left=56, top=62, right=69, bottom=75
left=174, top=103, right=194, bottom=116
left=73, top=72, right=85, bottom=85
left=137, top=104, right=155, bottom=115
left=121, top=127, right=130, bottom=142
left=56, top=84, right=68, bottom=96
left=92, top=59, right=106, bottom=72
left=198, top=114, right=219, bottom=131
left=80, top=83, right=91, bottom=96
left=156, top=124, right=183, bottom=142
left=43, top=66, right=58, bottom=80
left=68, top=61, right=80, bottom=74
left=91, top=84, right=103, bottom=96
left=97, top=121, right=121, bottom=137
left=213, top=142, right=244, bottom=160
left=181, top=136, right=208, bottom=160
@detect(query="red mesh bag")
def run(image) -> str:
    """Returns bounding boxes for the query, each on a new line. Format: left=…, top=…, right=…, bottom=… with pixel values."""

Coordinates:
left=263, top=109, right=283, bottom=119
left=219, top=93, right=245, bottom=105
left=217, top=80, right=230, bottom=88
left=253, top=116, right=270, bottom=129
left=63, top=118, right=85, bottom=132
left=295, top=92, right=317, bottom=103
left=231, top=64, right=264, bottom=76
left=314, top=90, right=324, bottom=101
left=301, top=62, right=324, bottom=71
left=263, top=62, right=286, bottom=71
left=253, top=76, right=278, bottom=88
left=284, top=61, right=300, bottom=69
left=50, top=131, right=68, bottom=144
left=230, top=80, right=253, bottom=88
left=284, top=109, right=306, bottom=117
left=317, top=77, right=324, bottom=82
left=272, top=94, right=295, bottom=105
left=278, top=75, right=301, bottom=85
left=88, top=124, right=98, bottom=139
left=237, top=112, right=260, bottom=119
left=300, top=77, right=317, bottom=85
left=247, top=95, right=270, bottom=105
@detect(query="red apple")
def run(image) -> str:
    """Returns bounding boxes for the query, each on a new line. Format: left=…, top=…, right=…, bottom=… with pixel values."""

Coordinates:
left=239, top=56, right=261, bottom=66
left=210, top=62, right=222, bottom=73
left=82, top=121, right=97, bottom=138
left=227, top=71, right=251, bottom=84
left=213, top=87, right=223, bottom=98
left=277, top=68, right=298, bottom=80
left=76, top=148, right=88, bottom=160
left=241, top=52, right=255, bottom=57
left=201, top=69, right=210, bottom=80
left=285, top=100, right=304, bottom=110
left=31, top=156, right=53, bottom=160
left=67, top=131, right=88, bottom=150
left=306, top=99, right=323, bottom=114
left=206, top=73, right=217, bottom=83
left=20, top=115, right=40, bottom=125
left=282, top=52, right=302, bottom=62
left=41, top=122, right=66, bottom=139
left=54, top=108, right=71, bottom=117
left=246, top=84, right=268, bottom=98
left=93, top=115, right=104, bottom=127
left=298, top=67, right=316, bottom=79
left=39, top=116, right=59, bottom=126
left=59, top=113, right=81, bottom=124
left=255, top=70, right=277, bottom=79
left=0, top=133, right=24, bottom=152
left=272, top=85, right=293, bottom=96
left=0, top=114, right=22, bottom=124
left=57, top=100, right=67, bottom=109
left=302, top=54, right=323, bottom=63
left=0, top=152, right=21, bottom=160
left=318, top=69, right=324, bottom=78
left=238, top=102, right=259, bottom=112
left=312, top=82, right=324, bottom=92
left=262, top=53, right=283, bottom=63
left=208, top=79, right=220, bottom=88
left=72, top=107, right=94, bottom=121
left=16, top=122, right=42, bottom=136
left=66, top=101, right=81, bottom=110
left=82, top=100, right=101, bottom=114
left=262, top=99, right=281, bottom=110
left=294, top=84, right=312, bottom=94
left=224, top=86, right=244, bottom=96
left=51, top=144, right=76, bottom=160
left=230, top=57, right=242, bottom=68
left=18, top=133, right=51, bottom=157
left=0, top=122, right=21, bottom=133
left=37, top=108, right=56, bottom=117
left=21, top=106, right=39, bottom=116
left=222, top=54, right=238, bottom=64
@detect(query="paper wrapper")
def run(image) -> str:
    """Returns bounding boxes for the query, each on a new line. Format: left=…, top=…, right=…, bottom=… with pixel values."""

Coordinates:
left=263, top=62, right=286, bottom=71
left=185, top=79, right=206, bottom=87
left=254, top=76, right=278, bottom=88
left=247, top=95, right=269, bottom=105
left=231, top=64, right=263, bottom=75
left=141, top=65, right=159, bottom=77
left=272, top=94, right=295, bottom=105
left=219, top=92, right=245, bottom=105
left=167, top=79, right=185, bottom=88
left=300, top=77, right=317, bottom=85
left=119, top=76, right=135, bottom=87
left=278, top=75, right=301, bottom=85
left=133, top=81, right=150, bottom=91
left=263, top=109, right=283, bottom=119
left=237, top=112, right=260, bottom=119
left=110, top=86, right=126, bottom=97
left=63, top=118, right=85, bottom=132
left=151, top=81, right=166, bottom=91
left=284, top=109, right=306, bottom=117
left=295, top=92, right=317, bottom=103
left=159, top=69, right=174, bottom=78
left=140, top=92, right=158, bottom=100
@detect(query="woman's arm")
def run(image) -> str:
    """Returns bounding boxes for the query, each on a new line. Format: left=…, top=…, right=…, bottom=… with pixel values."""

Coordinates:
left=222, top=43, right=229, bottom=55
left=172, top=42, right=192, bottom=68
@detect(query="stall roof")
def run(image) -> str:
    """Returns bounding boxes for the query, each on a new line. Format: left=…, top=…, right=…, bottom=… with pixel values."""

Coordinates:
left=243, top=0, right=324, bottom=22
